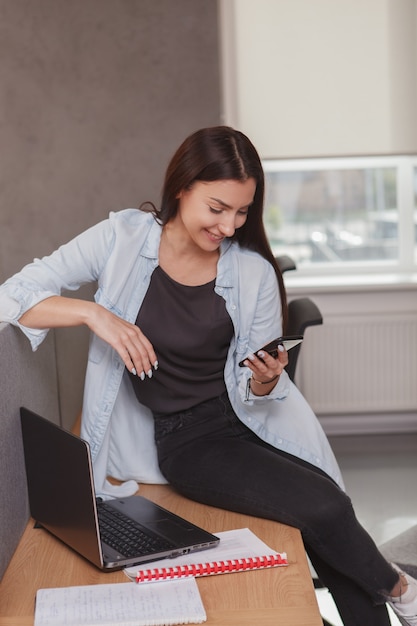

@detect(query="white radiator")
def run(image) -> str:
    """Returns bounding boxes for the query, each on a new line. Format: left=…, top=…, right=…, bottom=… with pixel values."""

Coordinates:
left=296, top=314, right=417, bottom=416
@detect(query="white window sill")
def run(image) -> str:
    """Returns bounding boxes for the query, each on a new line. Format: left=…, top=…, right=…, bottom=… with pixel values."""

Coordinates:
left=284, top=271, right=417, bottom=296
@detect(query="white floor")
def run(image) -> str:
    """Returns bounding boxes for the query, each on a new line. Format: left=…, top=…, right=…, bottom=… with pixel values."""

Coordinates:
left=312, top=431, right=417, bottom=626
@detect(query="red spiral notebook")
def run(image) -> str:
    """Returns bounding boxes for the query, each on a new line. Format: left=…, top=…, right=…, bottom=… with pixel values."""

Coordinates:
left=125, top=528, right=288, bottom=584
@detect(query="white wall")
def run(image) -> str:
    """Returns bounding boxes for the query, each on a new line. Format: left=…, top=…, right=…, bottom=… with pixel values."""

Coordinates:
left=220, top=0, right=417, bottom=158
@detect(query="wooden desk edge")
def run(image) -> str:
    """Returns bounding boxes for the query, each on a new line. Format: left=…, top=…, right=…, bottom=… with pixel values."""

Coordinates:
left=0, top=484, right=322, bottom=626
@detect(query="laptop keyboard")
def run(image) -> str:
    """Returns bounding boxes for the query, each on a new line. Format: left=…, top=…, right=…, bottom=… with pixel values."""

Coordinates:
left=98, top=503, right=175, bottom=558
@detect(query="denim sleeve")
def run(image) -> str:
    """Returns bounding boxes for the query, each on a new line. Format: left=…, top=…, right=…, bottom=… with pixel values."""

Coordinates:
left=234, top=258, right=290, bottom=404
left=0, top=213, right=117, bottom=349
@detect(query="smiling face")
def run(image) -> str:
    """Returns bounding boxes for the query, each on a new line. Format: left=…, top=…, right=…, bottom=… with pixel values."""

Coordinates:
left=174, top=178, right=256, bottom=252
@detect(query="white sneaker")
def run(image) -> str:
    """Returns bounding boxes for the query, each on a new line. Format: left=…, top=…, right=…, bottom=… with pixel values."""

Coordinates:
left=387, top=563, right=417, bottom=626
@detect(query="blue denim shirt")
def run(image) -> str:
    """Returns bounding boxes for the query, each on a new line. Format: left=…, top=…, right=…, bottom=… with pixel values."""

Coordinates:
left=0, top=209, right=343, bottom=496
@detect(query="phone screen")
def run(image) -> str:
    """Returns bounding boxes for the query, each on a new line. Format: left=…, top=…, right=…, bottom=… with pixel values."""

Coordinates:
left=238, top=335, right=303, bottom=367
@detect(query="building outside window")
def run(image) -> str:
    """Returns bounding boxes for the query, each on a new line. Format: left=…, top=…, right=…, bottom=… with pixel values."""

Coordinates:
left=263, top=156, right=417, bottom=278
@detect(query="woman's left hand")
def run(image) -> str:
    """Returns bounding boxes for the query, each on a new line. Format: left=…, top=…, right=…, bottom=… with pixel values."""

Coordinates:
left=243, top=344, right=288, bottom=394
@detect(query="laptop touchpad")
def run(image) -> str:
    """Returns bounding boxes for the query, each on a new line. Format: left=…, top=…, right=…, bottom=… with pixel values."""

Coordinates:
left=147, top=519, right=200, bottom=541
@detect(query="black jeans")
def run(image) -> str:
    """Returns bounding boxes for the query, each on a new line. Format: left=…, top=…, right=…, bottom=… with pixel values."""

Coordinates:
left=153, top=393, right=398, bottom=626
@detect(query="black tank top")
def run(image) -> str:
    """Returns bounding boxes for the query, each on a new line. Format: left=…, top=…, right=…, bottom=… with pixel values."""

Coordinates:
left=129, top=266, right=233, bottom=415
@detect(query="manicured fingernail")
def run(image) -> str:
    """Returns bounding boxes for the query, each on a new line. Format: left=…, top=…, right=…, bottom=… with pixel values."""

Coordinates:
left=131, top=367, right=137, bottom=376
left=147, top=369, right=153, bottom=378
left=154, top=360, right=159, bottom=370
left=140, top=371, right=146, bottom=381
left=278, top=344, right=285, bottom=352
left=257, top=351, right=265, bottom=358
left=247, top=354, right=255, bottom=361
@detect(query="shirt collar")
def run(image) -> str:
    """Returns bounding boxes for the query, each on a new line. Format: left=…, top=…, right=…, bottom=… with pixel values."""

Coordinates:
left=140, top=218, right=162, bottom=259
left=141, top=220, right=235, bottom=287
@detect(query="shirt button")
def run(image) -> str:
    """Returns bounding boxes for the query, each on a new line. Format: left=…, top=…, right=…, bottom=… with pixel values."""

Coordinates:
left=231, top=305, right=236, bottom=310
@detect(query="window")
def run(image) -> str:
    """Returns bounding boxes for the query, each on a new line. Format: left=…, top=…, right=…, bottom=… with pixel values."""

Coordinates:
left=263, top=156, right=417, bottom=278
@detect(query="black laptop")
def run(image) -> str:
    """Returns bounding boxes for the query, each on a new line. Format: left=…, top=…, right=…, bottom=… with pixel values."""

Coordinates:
left=20, top=407, right=219, bottom=571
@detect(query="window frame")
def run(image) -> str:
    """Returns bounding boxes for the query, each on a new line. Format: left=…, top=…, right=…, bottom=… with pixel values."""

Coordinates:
left=262, top=154, right=417, bottom=287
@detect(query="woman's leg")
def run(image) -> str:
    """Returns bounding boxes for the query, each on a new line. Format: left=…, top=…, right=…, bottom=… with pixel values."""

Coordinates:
left=307, top=546, right=392, bottom=626
left=154, top=394, right=397, bottom=626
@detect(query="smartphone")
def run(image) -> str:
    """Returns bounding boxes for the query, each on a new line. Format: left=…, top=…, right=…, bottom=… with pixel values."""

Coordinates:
left=238, top=335, right=303, bottom=367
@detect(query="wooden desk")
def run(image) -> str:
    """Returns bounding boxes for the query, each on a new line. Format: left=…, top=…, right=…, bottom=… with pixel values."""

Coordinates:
left=0, top=484, right=322, bottom=626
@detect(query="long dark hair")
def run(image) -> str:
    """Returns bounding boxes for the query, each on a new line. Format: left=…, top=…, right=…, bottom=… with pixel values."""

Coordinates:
left=145, top=126, right=287, bottom=330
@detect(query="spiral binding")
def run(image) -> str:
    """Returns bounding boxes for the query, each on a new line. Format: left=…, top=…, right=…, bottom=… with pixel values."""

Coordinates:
left=136, top=553, right=288, bottom=583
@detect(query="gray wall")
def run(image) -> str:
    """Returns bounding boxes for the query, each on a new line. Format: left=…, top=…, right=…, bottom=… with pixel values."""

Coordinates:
left=0, top=0, right=221, bottom=428
left=0, top=323, right=60, bottom=581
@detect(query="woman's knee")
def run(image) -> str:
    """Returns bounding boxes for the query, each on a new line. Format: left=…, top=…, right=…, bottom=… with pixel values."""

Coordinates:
left=302, top=485, right=354, bottom=535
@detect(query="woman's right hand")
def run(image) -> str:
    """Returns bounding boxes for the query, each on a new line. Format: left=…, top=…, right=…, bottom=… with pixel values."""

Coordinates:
left=87, top=303, right=157, bottom=379
left=19, top=296, right=157, bottom=379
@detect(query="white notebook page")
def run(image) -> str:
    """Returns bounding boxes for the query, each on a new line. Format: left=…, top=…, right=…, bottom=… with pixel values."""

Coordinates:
left=34, top=578, right=206, bottom=626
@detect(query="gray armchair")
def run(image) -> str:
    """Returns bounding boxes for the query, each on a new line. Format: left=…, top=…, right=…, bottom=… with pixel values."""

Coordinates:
left=275, top=256, right=323, bottom=381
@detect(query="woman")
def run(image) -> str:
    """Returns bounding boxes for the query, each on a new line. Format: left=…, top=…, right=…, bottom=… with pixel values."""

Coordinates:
left=0, top=126, right=416, bottom=625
